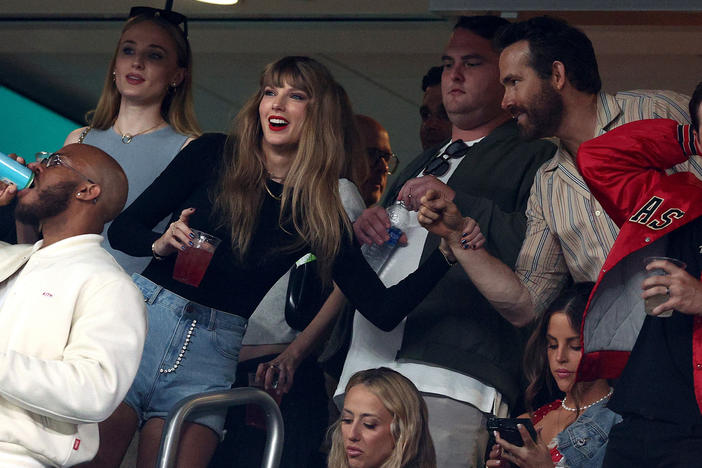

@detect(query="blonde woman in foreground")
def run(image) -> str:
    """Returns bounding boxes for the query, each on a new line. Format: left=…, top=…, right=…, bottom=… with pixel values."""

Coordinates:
left=329, top=367, right=436, bottom=468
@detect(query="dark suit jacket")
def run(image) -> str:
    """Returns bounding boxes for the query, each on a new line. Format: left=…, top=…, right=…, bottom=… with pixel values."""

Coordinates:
left=384, top=120, right=556, bottom=408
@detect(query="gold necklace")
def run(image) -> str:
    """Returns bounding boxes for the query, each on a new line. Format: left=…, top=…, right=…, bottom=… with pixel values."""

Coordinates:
left=264, top=181, right=282, bottom=200
left=114, top=120, right=165, bottom=144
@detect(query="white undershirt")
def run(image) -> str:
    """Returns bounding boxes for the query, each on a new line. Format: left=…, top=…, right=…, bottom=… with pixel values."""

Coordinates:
left=336, top=139, right=509, bottom=417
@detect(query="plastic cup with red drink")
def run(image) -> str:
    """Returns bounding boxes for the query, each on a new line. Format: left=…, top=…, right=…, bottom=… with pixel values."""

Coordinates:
left=172, top=229, right=221, bottom=287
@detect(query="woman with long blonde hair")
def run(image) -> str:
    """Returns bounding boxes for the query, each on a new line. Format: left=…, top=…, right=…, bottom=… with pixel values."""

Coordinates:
left=91, top=56, right=452, bottom=467
left=328, top=367, right=437, bottom=468
left=64, top=6, right=200, bottom=275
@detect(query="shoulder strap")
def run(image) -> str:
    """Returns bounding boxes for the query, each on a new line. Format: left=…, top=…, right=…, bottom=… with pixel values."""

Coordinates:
left=78, top=127, right=92, bottom=144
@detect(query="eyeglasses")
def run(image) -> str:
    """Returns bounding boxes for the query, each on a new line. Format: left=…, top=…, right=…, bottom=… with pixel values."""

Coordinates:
left=367, top=148, right=399, bottom=175
left=129, top=6, right=188, bottom=38
left=35, top=152, right=96, bottom=184
left=422, top=140, right=470, bottom=177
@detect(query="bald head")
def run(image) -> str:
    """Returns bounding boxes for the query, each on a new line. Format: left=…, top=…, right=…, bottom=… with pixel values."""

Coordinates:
left=354, top=115, right=393, bottom=206
left=60, top=143, right=128, bottom=223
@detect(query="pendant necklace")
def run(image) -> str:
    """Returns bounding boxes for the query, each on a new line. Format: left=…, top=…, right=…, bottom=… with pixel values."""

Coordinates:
left=114, top=121, right=164, bottom=144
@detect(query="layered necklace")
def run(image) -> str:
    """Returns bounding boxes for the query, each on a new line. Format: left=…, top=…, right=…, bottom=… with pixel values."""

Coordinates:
left=114, top=120, right=165, bottom=144
left=264, top=171, right=285, bottom=201
left=561, top=387, right=613, bottom=412
left=264, top=181, right=282, bottom=201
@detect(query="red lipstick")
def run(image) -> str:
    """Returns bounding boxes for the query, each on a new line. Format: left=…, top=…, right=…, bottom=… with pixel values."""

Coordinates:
left=268, top=115, right=289, bottom=132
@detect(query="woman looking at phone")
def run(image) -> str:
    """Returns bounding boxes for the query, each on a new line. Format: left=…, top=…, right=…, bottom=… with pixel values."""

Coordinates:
left=64, top=6, right=199, bottom=275
left=86, top=56, right=452, bottom=468
left=328, top=367, right=436, bottom=468
left=486, top=283, right=621, bottom=468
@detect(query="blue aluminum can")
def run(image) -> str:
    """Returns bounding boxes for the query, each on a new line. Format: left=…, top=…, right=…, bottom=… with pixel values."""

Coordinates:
left=0, top=152, right=34, bottom=190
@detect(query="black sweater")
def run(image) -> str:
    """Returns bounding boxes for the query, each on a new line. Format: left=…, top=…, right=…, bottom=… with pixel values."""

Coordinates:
left=108, top=133, right=449, bottom=330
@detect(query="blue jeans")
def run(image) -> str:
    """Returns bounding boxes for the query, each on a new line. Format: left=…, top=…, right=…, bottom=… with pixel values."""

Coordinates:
left=124, top=274, right=247, bottom=437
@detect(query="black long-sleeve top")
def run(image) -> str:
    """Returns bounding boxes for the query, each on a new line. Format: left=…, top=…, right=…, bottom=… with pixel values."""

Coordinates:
left=108, top=133, right=449, bottom=331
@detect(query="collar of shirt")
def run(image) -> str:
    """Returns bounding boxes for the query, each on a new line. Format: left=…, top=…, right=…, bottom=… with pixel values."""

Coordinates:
left=422, top=136, right=485, bottom=180
left=595, top=91, right=624, bottom=136
left=543, top=91, right=622, bottom=175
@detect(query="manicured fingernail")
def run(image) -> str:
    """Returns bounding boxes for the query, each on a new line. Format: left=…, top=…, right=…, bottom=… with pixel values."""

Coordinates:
left=188, top=241, right=194, bottom=246
left=181, top=245, right=186, bottom=250
left=189, top=233, right=195, bottom=239
left=461, top=232, right=468, bottom=238
left=460, top=238, right=468, bottom=244
left=462, top=243, right=470, bottom=250
left=472, top=244, right=477, bottom=250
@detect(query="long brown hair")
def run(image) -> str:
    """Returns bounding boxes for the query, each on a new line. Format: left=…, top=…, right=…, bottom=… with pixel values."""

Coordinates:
left=523, top=282, right=595, bottom=415
left=213, top=56, right=357, bottom=281
left=328, top=368, right=436, bottom=468
left=88, top=14, right=201, bottom=136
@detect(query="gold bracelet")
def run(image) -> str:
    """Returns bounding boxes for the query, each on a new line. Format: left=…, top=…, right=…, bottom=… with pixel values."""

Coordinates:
left=152, top=242, right=166, bottom=261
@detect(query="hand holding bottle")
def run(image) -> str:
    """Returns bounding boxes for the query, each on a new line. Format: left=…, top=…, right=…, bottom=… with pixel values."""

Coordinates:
left=0, top=152, right=29, bottom=206
left=361, top=201, right=410, bottom=272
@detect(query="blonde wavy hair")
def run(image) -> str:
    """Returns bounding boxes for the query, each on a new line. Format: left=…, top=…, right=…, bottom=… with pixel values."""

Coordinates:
left=328, top=368, right=436, bottom=468
left=87, top=13, right=201, bottom=137
left=213, top=56, right=365, bottom=281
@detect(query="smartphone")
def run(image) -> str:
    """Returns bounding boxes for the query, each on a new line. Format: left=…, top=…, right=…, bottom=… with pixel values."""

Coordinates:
left=486, top=416, right=538, bottom=447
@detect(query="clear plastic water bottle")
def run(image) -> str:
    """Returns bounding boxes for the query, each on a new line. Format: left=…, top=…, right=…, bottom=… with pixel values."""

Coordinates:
left=0, top=151, right=34, bottom=190
left=361, top=200, right=410, bottom=273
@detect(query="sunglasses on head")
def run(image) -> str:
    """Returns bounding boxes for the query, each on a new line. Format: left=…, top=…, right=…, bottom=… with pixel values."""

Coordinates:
left=129, top=6, right=188, bottom=38
left=367, top=148, right=399, bottom=175
left=422, top=140, right=470, bottom=177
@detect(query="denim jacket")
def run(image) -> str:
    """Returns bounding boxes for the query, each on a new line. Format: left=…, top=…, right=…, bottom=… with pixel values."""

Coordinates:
left=555, top=400, right=622, bottom=467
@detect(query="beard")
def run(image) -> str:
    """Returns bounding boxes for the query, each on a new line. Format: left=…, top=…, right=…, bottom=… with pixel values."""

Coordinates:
left=15, top=181, right=78, bottom=225
left=516, top=81, right=564, bottom=141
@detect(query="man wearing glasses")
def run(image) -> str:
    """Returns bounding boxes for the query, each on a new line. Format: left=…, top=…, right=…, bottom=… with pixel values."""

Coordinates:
left=0, top=144, right=146, bottom=466
left=355, top=114, right=397, bottom=207
left=335, top=16, right=555, bottom=468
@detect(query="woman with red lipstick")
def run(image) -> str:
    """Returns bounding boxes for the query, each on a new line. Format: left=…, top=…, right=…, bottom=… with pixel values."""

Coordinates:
left=63, top=6, right=200, bottom=276
left=328, top=367, right=436, bottom=468
left=487, top=283, right=621, bottom=468
left=92, top=56, right=453, bottom=468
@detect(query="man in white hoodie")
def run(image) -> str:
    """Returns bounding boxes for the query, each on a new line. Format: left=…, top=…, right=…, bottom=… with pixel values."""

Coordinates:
left=0, top=144, right=146, bottom=467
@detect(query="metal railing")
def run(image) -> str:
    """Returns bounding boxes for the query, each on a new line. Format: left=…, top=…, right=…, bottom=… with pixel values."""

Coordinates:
left=156, top=387, right=284, bottom=468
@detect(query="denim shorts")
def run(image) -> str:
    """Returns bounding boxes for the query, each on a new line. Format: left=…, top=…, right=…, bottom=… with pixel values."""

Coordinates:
left=124, top=274, right=248, bottom=437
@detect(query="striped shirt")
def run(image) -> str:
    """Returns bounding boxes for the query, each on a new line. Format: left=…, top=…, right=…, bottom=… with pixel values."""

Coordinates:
left=516, top=90, right=698, bottom=315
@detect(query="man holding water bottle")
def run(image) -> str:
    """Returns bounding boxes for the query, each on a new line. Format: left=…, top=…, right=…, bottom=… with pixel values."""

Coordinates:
left=335, top=16, right=555, bottom=467
left=0, top=144, right=146, bottom=466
